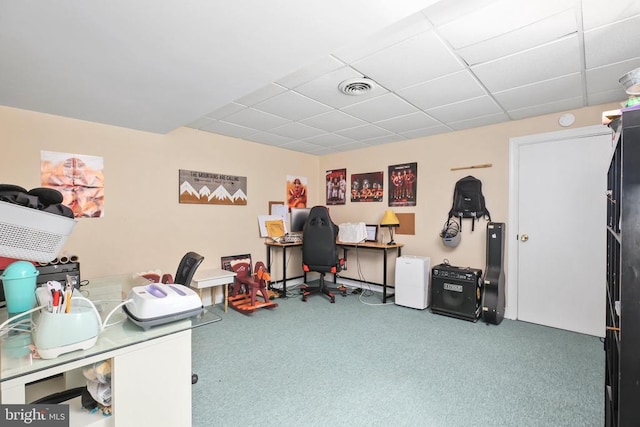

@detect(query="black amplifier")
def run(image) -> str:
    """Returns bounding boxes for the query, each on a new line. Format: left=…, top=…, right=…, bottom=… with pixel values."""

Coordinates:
left=430, top=263, right=482, bottom=322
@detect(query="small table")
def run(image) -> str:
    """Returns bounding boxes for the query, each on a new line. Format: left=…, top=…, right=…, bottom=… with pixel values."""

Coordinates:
left=190, top=268, right=237, bottom=312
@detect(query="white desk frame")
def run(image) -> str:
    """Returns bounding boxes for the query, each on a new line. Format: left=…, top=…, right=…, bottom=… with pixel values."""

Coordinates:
left=190, top=268, right=237, bottom=312
left=1, top=274, right=220, bottom=427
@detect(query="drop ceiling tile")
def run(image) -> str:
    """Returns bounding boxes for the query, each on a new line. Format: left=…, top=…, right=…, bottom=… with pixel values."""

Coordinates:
left=507, top=96, right=583, bottom=120
left=295, top=66, right=388, bottom=109
left=222, top=107, right=290, bottom=131
left=493, top=73, right=582, bottom=111
left=397, top=70, right=486, bottom=110
left=301, top=133, right=355, bottom=147
left=472, top=35, right=580, bottom=92
left=436, top=0, right=574, bottom=49
left=277, top=55, right=345, bottom=89
left=200, top=120, right=257, bottom=140
left=584, top=16, right=640, bottom=69
left=329, top=141, right=370, bottom=153
left=352, top=30, right=464, bottom=91
left=279, top=140, right=325, bottom=154
left=299, top=110, right=367, bottom=132
left=448, top=112, right=510, bottom=130
left=268, top=122, right=325, bottom=140
left=336, top=124, right=394, bottom=140
left=204, top=102, right=245, bottom=120
left=581, top=0, right=640, bottom=31
left=185, top=116, right=215, bottom=129
left=455, top=9, right=577, bottom=66
left=235, top=83, right=287, bottom=107
left=360, top=134, right=407, bottom=146
left=588, top=89, right=627, bottom=106
left=334, top=12, right=432, bottom=63
left=246, top=131, right=294, bottom=146
left=341, top=93, right=418, bottom=123
left=586, top=58, right=640, bottom=94
left=400, top=124, right=451, bottom=139
left=253, top=91, right=332, bottom=121
left=427, top=95, right=502, bottom=123
left=422, top=0, right=498, bottom=27
left=374, top=111, right=439, bottom=133
left=427, top=96, right=502, bottom=124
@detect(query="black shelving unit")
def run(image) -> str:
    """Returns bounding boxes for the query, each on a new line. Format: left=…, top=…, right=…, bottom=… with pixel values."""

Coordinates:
left=605, top=107, right=640, bottom=427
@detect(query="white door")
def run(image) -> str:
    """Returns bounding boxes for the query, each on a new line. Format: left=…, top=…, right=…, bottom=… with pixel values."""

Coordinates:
left=509, top=126, right=610, bottom=336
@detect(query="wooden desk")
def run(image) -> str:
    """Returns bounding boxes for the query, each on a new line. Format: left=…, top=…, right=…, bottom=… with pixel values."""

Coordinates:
left=265, top=240, right=403, bottom=302
left=190, top=268, right=237, bottom=312
left=337, top=241, right=403, bottom=303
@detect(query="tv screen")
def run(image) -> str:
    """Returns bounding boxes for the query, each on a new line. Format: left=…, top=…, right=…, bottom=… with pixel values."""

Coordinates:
left=290, top=207, right=311, bottom=233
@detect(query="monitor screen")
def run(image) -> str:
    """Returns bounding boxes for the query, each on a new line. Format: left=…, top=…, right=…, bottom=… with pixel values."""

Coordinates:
left=290, top=207, right=311, bottom=233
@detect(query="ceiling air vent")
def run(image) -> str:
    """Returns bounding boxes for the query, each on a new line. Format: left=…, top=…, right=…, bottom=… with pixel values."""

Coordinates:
left=338, top=77, right=376, bottom=96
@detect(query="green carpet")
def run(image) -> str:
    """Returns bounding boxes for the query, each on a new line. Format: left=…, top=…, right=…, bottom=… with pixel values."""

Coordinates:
left=192, top=289, right=603, bottom=427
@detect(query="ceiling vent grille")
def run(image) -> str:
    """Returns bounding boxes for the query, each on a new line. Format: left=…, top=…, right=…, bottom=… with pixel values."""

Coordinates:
left=338, top=77, right=376, bottom=95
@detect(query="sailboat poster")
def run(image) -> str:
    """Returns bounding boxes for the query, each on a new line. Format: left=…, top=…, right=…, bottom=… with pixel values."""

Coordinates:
left=179, top=169, right=247, bottom=205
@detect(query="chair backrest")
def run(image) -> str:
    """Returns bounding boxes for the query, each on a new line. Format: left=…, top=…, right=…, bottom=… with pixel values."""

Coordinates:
left=174, top=251, right=204, bottom=285
left=302, top=206, right=339, bottom=273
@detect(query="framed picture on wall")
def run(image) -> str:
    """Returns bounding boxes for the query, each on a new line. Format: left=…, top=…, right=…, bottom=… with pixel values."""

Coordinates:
left=350, top=171, right=383, bottom=202
left=326, top=168, right=347, bottom=205
left=388, top=162, right=417, bottom=207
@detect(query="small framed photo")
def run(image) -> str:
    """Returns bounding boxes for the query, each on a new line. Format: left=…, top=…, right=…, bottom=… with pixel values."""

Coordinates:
left=365, top=224, right=378, bottom=242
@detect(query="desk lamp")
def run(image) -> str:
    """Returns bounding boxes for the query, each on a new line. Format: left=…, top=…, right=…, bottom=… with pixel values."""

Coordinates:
left=380, top=210, right=400, bottom=245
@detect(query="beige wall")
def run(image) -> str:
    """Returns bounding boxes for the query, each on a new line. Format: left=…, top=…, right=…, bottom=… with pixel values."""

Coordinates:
left=0, top=102, right=618, bottom=305
left=318, top=102, right=619, bottom=289
left=0, top=106, right=319, bottom=280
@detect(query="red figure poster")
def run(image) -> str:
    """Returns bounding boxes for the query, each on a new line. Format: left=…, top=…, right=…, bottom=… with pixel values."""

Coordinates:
left=388, top=162, right=417, bottom=207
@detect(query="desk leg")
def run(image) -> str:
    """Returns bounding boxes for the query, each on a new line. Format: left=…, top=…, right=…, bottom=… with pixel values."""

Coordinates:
left=224, top=284, right=228, bottom=313
left=383, top=248, right=388, bottom=303
left=282, top=246, right=287, bottom=295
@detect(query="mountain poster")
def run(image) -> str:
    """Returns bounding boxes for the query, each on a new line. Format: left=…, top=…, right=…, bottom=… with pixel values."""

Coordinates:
left=179, top=169, right=247, bottom=205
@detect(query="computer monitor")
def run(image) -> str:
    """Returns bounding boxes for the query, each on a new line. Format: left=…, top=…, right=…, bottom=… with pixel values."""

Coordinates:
left=290, top=207, right=311, bottom=233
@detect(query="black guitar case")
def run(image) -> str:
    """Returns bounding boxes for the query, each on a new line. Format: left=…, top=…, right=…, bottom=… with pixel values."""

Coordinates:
left=482, top=222, right=505, bottom=325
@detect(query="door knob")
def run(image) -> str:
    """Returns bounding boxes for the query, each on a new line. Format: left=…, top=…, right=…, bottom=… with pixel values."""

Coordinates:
left=520, top=234, right=529, bottom=242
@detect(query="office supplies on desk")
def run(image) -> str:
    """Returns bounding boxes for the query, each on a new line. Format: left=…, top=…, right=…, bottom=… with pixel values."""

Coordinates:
left=123, top=283, right=203, bottom=330
left=32, top=286, right=101, bottom=359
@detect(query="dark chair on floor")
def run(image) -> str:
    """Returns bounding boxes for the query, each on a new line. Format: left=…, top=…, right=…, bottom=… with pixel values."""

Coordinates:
left=301, top=206, right=346, bottom=303
left=161, top=251, right=204, bottom=286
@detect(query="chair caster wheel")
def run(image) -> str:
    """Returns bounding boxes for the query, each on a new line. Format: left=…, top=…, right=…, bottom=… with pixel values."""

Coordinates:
left=192, top=374, right=199, bottom=384
left=330, top=297, right=335, bottom=303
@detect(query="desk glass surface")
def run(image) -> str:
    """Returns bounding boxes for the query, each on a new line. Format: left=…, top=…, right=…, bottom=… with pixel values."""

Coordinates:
left=0, top=274, right=220, bottom=383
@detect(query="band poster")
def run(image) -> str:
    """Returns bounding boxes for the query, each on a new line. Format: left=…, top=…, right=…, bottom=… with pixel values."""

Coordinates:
left=325, top=168, right=347, bottom=205
left=40, top=150, right=105, bottom=218
left=179, top=169, right=247, bottom=205
left=388, top=162, right=417, bottom=207
left=350, top=171, right=384, bottom=203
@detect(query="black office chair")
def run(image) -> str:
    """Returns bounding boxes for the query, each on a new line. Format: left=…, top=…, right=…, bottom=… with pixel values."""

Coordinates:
left=162, top=251, right=204, bottom=286
left=300, top=206, right=346, bottom=303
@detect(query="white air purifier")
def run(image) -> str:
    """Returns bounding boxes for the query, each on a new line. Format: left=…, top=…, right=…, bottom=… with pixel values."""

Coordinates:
left=394, top=256, right=430, bottom=309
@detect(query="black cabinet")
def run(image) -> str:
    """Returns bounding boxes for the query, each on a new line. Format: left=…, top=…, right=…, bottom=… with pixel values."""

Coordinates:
left=605, top=108, right=640, bottom=426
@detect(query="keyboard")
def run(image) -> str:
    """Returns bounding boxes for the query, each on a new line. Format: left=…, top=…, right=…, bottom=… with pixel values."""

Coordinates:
left=281, top=233, right=303, bottom=244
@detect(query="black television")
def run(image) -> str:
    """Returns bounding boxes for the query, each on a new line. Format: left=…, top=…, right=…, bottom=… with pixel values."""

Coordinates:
left=290, top=207, right=311, bottom=233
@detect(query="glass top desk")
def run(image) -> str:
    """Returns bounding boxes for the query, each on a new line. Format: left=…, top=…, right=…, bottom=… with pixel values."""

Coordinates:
left=0, top=274, right=221, bottom=426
